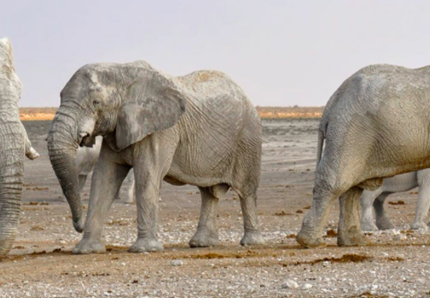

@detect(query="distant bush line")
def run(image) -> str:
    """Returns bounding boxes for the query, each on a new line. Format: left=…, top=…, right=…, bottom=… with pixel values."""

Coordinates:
left=19, top=106, right=324, bottom=121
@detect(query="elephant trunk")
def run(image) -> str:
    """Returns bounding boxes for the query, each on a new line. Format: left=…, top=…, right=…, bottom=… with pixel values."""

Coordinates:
left=47, top=108, right=84, bottom=232
left=0, top=125, right=24, bottom=258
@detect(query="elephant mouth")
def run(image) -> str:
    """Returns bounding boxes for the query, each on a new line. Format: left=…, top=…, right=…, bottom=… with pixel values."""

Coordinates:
left=79, top=133, right=95, bottom=147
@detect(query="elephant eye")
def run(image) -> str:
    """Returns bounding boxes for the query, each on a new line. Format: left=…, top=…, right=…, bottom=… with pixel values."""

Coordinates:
left=93, top=100, right=101, bottom=106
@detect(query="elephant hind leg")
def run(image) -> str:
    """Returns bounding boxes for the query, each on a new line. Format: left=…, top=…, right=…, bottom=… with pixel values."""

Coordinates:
left=237, top=188, right=265, bottom=246
left=338, top=186, right=367, bottom=246
left=374, top=193, right=395, bottom=230
left=189, top=184, right=229, bottom=248
left=229, top=137, right=264, bottom=246
left=297, top=158, right=359, bottom=247
left=296, top=183, right=340, bottom=248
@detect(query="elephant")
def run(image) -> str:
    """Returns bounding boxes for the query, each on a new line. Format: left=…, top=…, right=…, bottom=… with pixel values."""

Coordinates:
left=296, top=64, right=430, bottom=247
left=47, top=60, right=263, bottom=254
left=0, top=37, right=39, bottom=257
left=361, top=169, right=430, bottom=231
left=72, top=135, right=134, bottom=203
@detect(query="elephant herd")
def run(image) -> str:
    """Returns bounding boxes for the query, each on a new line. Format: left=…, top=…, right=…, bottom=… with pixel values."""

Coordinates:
left=2, top=37, right=430, bottom=258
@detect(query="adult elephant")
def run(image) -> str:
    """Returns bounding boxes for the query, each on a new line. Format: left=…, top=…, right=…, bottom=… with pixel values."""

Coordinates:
left=361, top=169, right=430, bottom=231
left=48, top=61, right=263, bottom=254
left=296, top=64, right=430, bottom=247
left=0, top=37, right=39, bottom=257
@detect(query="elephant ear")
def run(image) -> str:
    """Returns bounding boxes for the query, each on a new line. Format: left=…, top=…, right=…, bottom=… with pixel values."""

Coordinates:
left=116, top=70, right=186, bottom=149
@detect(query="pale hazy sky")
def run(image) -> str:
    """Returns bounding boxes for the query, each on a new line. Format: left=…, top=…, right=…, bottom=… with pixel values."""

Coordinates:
left=3, top=1, right=430, bottom=107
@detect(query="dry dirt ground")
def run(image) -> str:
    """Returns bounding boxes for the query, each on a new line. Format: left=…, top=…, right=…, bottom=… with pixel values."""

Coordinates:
left=0, top=119, right=429, bottom=297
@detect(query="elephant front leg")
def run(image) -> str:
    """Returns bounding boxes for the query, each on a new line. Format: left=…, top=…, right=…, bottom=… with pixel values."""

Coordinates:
left=129, top=174, right=163, bottom=253
left=338, top=187, right=367, bottom=246
left=73, top=156, right=130, bottom=254
left=190, top=186, right=221, bottom=247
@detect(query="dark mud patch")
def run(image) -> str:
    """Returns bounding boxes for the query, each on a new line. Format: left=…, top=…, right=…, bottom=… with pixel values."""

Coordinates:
left=388, top=200, right=405, bottom=205
left=284, top=253, right=403, bottom=267
left=296, top=253, right=371, bottom=265
left=105, top=245, right=129, bottom=252
left=274, top=210, right=293, bottom=216
left=354, top=291, right=389, bottom=298
left=186, top=250, right=259, bottom=260
left=324, top=229, right=338, bottom=238
left=1, top=247, right=70, bottom=262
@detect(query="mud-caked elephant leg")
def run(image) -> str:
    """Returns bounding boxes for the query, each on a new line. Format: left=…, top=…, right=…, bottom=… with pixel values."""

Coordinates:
left=373, top=193, right=394, bottom=230
left=412, top=175, right=430, bottom=230
left=73, top=153, right=130, bottom=254
left=190, top=185, right=228, bottom=247
left=338, top=187, right=367, bottom=246
left=360, top=189, right=383, bottom=231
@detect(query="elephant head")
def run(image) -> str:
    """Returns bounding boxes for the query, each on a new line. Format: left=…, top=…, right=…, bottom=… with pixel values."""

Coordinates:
left=0, top=37, right=23, bottom=257
left=48, top=61, right=186, bottom=232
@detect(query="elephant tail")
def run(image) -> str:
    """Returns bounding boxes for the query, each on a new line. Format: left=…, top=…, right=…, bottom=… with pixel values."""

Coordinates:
left=316, top=122, right=326, bottom=166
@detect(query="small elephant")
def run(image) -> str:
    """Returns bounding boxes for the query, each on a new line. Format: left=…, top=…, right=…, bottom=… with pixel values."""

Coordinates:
left=0, top=37, right=39, bottom=257
left=297, top=64, right=430, bottom=248
left=361, top=169, right=430, bottom=231
left=47, top=61, right=263, bottom=254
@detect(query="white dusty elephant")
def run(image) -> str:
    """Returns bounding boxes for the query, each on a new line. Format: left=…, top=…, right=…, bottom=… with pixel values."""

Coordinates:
left=0, top=37, right=39, bottom=257
left=72, top=136, right=134, bottom=203
left=361, top=169, right=430, bottom=231
left=47, top=61, right=263, bottom=254
left=297, top=64, right=430, bottom=248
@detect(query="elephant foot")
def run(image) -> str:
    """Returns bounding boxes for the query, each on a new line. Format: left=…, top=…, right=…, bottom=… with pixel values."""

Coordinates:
left=411, top=221, right=429, bottom=230
left=361, top=221, right=379, bottom=232
left=296, top=229, right=324, bottom=248
left=376, top=216, right=395, bottom=230
left=240, top=230, right=265, bottom=246
left=73, top=238, right=106, bottom=254
left=337, top=227, right=367, bottom=247
left=129, top=238, right=164, bottom=253
left=189, top=229, right=219, bottom=248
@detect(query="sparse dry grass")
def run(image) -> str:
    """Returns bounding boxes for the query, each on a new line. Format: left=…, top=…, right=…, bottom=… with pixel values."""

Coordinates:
left=256, top=106, right=324, bottom=119
left=19, top=106, right=325, bottom=121
left=19, top=107, right=57, bottom=121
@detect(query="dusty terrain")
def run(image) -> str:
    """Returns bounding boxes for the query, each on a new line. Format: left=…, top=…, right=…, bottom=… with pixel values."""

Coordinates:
left=0, top=119, right=429, bottom=297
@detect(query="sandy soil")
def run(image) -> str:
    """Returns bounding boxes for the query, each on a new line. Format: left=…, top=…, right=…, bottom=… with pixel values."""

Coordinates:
left=0, top=119, right=428, bottom=297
